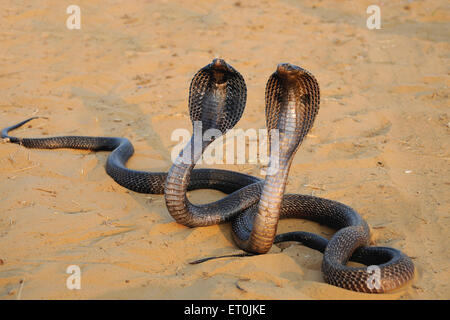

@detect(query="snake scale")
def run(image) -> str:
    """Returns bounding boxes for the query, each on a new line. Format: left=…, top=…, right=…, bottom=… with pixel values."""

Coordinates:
left=1, top=59, right=414, bottom=293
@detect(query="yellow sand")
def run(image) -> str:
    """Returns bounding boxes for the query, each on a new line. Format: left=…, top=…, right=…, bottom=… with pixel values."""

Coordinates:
left=0, top=0, right=448, bottom=299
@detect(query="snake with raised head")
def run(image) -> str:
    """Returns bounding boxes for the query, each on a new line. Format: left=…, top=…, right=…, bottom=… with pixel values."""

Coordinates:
left=1, top=59, right=414, bottom=293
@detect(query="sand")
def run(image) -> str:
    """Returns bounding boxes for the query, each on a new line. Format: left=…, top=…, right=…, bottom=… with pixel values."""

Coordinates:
left=0, top=0, right=449, bottom=300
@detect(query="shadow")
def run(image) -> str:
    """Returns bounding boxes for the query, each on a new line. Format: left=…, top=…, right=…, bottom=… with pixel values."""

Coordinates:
left=71, top=86, right=170, bottom=161
left=70, top=85, right=173, bottom=221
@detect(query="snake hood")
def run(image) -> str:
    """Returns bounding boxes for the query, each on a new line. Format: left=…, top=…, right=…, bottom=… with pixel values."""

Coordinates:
left=265, top=63, right=320, bottom=156
left=188, top=58, right=247, bottom=135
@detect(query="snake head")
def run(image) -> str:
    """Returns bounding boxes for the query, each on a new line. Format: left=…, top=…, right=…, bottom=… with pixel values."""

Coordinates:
left=188, top=59, right=247, bottom=135
left=265, top=63, right=320, bottom=156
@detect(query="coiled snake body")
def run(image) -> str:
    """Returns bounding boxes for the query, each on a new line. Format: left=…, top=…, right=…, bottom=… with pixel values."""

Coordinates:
left=2, top=59, right=414, bottom=293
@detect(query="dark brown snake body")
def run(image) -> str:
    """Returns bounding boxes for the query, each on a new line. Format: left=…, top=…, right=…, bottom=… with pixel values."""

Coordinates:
left=1, top=59, right=414, bottom=293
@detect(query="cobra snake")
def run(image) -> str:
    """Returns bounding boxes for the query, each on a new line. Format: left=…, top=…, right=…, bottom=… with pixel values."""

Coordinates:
left=1, top=59, right=414, bottom=293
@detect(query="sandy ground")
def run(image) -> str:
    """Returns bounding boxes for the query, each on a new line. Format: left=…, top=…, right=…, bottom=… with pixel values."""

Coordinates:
left=0, top=0, right=449, bottom=300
